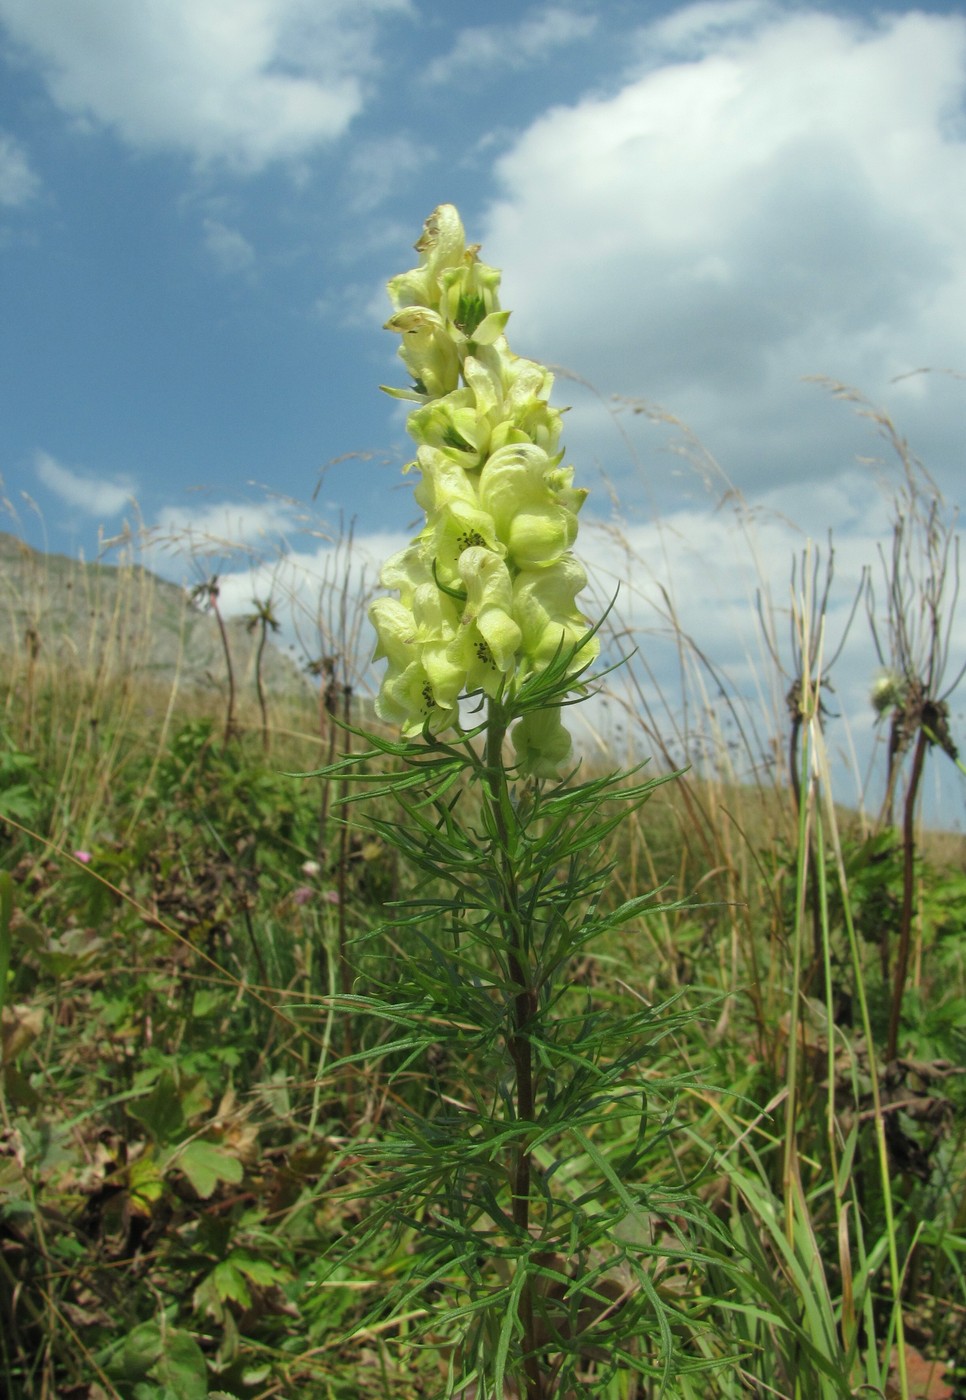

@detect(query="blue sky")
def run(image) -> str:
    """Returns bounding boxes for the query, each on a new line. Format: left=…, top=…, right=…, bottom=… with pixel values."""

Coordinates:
left=1, top=0, right=964, bottom=817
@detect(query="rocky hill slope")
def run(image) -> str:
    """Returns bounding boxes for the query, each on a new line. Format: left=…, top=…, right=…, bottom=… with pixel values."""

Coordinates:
left=0, top=531, right=310, bottom=700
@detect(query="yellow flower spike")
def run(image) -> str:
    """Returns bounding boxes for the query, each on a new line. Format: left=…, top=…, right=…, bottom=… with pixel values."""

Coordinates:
left=372, top=205, right=598, bottom=767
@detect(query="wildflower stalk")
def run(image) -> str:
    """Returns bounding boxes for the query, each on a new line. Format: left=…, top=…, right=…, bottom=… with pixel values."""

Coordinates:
left=305, top=207, right=713, bottom=1396
left=244, top=595, right=280, bottom=753
left=864, top=441, right=962, bottom=1056
left=369, top=206, right=606, bottom=1385
left=482, top=702, right=542, bottom=1393
left=190, top=576, right=237, bottom=745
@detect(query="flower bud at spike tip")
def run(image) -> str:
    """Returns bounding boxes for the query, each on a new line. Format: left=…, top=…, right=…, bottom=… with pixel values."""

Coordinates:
left=369, top=205, right=599, bottom=775
left=871, top=669, right=905, bottom=715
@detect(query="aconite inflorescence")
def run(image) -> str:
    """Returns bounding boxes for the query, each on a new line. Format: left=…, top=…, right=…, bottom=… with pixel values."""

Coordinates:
left=369, top=204, right=598, bottom=776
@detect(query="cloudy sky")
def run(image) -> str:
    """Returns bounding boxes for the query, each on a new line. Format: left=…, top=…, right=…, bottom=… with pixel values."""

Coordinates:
left=1, top=0, right=964, bottom=818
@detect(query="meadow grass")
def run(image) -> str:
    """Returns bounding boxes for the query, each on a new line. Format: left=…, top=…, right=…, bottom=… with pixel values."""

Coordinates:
left=0, top=452, right=963, bottom=1398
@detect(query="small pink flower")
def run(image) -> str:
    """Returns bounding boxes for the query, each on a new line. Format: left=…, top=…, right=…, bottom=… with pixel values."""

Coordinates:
left=73, top=850, right=92, bottom=864
left=322, top=889, right=340, bottom=905
left=293, top=886, right=314, bottom=906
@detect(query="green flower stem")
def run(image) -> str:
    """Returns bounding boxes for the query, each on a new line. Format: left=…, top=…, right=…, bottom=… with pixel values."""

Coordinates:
left=483, top=702, right=542, bottom=1399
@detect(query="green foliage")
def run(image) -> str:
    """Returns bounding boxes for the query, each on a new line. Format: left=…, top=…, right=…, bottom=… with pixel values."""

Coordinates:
left=298, top=642, right=734, bottom=1396
left=0, top=871, right=11, bottom=1018
left=0, top=683, right=962, bottom=1399
left=149, top=717, right=316, bottom=860
left=0, top=725, right=48, bottom=837
left=0, top=516, right=963, bottom=1397
left=102, top=1319, right=209, bottom=1399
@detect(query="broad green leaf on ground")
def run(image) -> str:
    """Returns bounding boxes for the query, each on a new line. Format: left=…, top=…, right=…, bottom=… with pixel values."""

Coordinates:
left=172, top=1138, right=244, bottom=1198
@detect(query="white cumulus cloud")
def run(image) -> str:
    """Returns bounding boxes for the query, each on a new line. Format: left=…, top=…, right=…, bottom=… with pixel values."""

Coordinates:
left=0, top=0, right=412, bottom=169
left=153, top=497, right=305, bottom=549
left=481, top=5, right=966, bottom=504
left=35, top=451, right=135, bottom=517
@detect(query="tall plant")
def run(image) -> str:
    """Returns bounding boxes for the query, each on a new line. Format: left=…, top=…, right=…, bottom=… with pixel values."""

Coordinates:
left=244, top=594, right=280, bottom=753
left=863, top=414, right=963, bottom=1061
left=189, top=575, right=238, bottom=745
left=313, top=207, right=711, bottom=1397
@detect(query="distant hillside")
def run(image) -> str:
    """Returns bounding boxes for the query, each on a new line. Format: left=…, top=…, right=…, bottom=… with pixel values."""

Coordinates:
left=0, top=532, right=311, bottom=700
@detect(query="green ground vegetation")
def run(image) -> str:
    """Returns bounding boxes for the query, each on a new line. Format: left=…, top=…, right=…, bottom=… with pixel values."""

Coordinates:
left=0, top=485, right=964, bottom=1398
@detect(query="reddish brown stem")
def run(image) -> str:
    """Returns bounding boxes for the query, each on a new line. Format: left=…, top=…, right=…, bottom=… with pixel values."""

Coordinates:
left=485, top=709, right=544, bottom=1400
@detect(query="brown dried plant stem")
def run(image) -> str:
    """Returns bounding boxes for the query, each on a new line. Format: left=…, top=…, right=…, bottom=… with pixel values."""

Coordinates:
left=484, top=705, right=543, bottom=1400
left=886, top=724, right=928, bottom=1063
left=191, top=578, right=238, bottom=745
left=311, top=655, right=340, bottom=859
left=787, top=692, right=823, bottom=986
left=210, top=595, right=237, bottom=745
left=245, top=599, right=280, bottom=754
